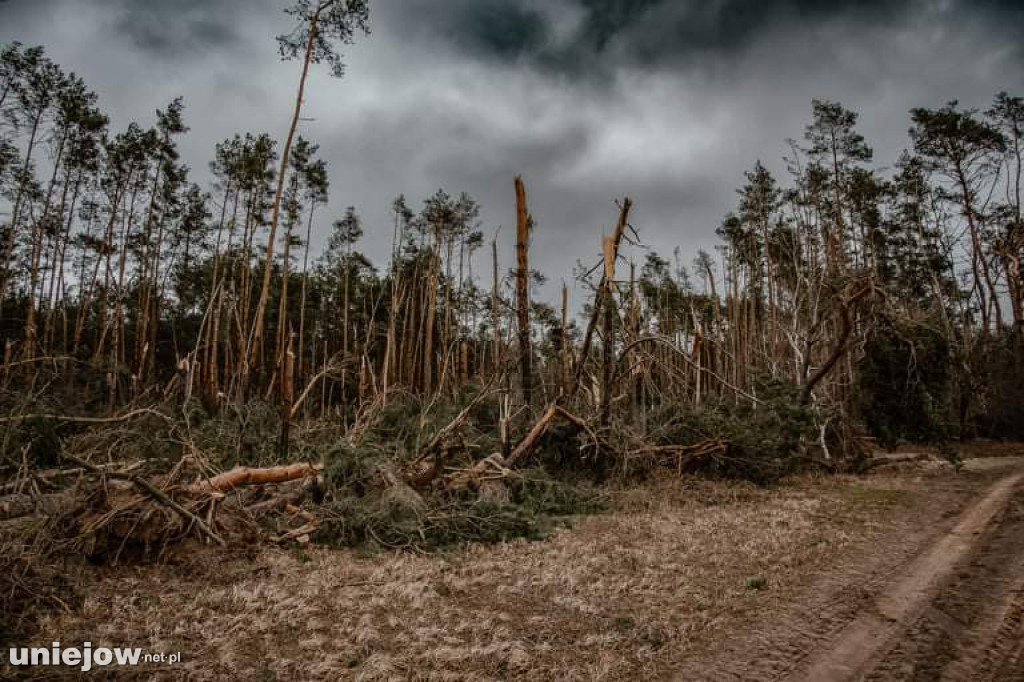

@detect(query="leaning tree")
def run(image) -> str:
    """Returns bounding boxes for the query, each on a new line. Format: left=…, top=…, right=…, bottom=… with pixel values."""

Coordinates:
left=247, top=0, right=370, bottom=387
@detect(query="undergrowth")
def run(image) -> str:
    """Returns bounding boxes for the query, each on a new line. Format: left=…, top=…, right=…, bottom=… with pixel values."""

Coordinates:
left=313, top=439, right=605, bottom=551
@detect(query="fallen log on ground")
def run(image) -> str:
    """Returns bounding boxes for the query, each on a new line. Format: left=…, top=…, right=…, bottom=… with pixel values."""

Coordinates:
left=505, top=403, right=591, bottom=466
left=443, top=453, right=515, bottom=492
left=244, top=476, right=322, bottom=516
left=0, top=489, right=88, bottom=521
left=0, top=460, right=144, bottom=494
left=186, top=463, right=323, bottom=493
left=627, top=440, right=728, bottom=474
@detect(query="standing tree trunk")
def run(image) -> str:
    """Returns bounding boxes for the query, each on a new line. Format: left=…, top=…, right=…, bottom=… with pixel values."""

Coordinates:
left=514, top=175, right=532, bottom=406
left=560, top=282, right=571, bottom=396
left=422, top=238, right=439, bottom=394
left=296, top=203, right=316, bottom=384
left=491, top=236, right=501, bottom=373
left=279, top=330, right=295, bottom=458
left=0, top=110, right=44, bottom=313
left=600, top=233, right=616, bottom=426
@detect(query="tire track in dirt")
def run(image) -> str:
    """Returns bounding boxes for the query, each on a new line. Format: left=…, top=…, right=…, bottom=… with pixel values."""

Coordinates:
left=861, top=481, right=1024, bottom=681
left=670, top=465, right=1024, bottom=681
left=794, top=470, right=1024, bottom=682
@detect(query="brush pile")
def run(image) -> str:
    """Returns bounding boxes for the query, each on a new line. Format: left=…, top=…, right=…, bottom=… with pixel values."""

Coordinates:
left=1, top=374, right=826, bottom=644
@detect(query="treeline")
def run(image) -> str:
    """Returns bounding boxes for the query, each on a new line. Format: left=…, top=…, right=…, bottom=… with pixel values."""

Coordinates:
left=1, top=28, right=1022, bottom=462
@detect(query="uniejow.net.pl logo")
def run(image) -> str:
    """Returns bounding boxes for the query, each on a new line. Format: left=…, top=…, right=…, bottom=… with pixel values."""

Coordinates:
left=5, top=642, right=181, bottom=672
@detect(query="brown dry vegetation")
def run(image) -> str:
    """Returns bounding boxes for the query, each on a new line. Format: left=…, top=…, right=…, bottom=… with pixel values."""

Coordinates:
left=27, top=456, right=1014, bottom=681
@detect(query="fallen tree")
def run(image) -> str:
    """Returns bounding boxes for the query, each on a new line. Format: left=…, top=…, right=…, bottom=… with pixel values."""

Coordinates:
left=186, top=463, right=323, bottom=494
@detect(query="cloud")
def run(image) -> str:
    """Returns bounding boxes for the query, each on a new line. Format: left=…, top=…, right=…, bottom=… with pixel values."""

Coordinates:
left=0, top=0, right=1022, bottom=307
left=385, top=0, right=918, bottom=72
left=109, top=0, right=245, bottom=57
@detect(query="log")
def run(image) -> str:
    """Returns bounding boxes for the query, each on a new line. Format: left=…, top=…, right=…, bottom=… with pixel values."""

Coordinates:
left=0, top=493, right=63, bottom=521
left=275, top=522, right=319, bottom=544
left=506, top=404, right=557, bottom=466
left=243, top=477, right=321, bottom=516
left=628, top=440, right=728, bottom=474
left=187, top=463, right=323, bottom=493
left=443, top=453, right=513, bottom=492
left=505, top=403, right=590, bottom=466
left=0, top=460, right=143, bottom=494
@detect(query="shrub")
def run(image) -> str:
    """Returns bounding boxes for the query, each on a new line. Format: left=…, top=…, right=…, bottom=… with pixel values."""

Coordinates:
left=643, top=378, right=816, bottom=484
left=855, top=317, right=952, bottom=446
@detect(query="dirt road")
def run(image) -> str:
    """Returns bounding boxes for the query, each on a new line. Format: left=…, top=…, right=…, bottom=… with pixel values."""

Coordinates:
left=684, top=459, right=1024, bottom=681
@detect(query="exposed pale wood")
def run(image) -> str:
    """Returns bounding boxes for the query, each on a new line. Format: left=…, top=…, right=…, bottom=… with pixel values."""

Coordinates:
left=570, top=198, right=633, bottom=400
left=514, top=175, right=533, bottom=405
left=505, top=403, right=589, bottom=467
left=187, top=463, right=323, bottom=494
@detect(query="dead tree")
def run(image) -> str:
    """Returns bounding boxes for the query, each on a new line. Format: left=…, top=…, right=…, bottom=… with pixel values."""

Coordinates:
left=560, top=282, right=571, bottom=396
left=569, top=198, right=633, bottom=407
left=279, top=331, right=296, bottom=457
left=514, top=175, right=533, bottom=405
left=600, top=233, right=617, bottom=426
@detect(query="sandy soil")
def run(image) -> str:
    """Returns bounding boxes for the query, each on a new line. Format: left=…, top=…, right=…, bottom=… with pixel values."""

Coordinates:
left=17, top=450, right=1024, bottom=680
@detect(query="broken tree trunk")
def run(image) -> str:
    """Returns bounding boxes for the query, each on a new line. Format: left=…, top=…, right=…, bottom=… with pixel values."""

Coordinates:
left=570, top=198, right=633, bottom=401
left=415, top=372, right=499, bottom=463
left=514, top=175, right=533, bottom=406
left=443, top=453, right=514, bottom=493
left=187, top=462, right=323, bottom=494
left=505, top=403, right=590, bottom=467
left=800, top=283, right=873, bottom=404
left=601, top=233, right=617, bottom=427
left=491, top=235, right=502, bottom=374
left=279, top=330, right=295, bottom=458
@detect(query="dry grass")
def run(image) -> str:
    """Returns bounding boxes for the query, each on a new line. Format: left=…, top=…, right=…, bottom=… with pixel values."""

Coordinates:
left=31, top=464, right=1006, bottom=681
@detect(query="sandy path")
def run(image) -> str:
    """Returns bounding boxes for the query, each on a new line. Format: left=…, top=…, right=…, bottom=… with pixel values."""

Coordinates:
left=797, top=470, right=1024, bottom=681
left=672, top=459, right=1024, bottom=681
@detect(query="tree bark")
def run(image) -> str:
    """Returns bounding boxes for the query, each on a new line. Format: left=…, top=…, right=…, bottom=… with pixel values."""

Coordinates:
left=514, top=175, right=532, bottom=405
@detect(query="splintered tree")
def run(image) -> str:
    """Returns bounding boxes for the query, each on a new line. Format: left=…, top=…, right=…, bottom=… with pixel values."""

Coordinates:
left=514, top=175, right=532, bottom=406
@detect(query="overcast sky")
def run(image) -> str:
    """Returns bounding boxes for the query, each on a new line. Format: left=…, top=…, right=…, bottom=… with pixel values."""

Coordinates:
left=1, top=0, right=1022, bottom=305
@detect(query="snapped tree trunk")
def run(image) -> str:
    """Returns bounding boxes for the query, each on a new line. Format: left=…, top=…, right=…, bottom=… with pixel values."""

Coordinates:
left=279, top=330, right=295, bottom=458
left=570, top=198, right=633, bottom=400
left=514, top=175, right=533, bottom=405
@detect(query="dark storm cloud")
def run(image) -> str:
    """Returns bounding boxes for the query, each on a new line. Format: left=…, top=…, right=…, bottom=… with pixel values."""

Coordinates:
left=106, top=0, right=248, bottom=56
left=390, top=0, right=906, bottom=66
left=1, top=0, right=1023, bottom=306
left=450, top=3, right=549, bottom=61
left=392, top=0, right=1023, bottom=72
